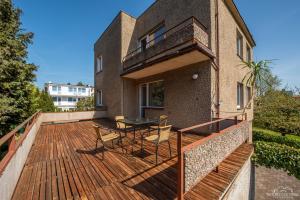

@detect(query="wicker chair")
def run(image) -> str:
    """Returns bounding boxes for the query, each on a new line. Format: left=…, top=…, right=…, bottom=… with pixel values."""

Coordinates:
left=143, top=125, right=172, bottom=164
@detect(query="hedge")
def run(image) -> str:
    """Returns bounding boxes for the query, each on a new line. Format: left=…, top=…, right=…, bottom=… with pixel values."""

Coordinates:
left=253, top=128, right=300, bottom=149
left=253, top=141, right=300, bottom=179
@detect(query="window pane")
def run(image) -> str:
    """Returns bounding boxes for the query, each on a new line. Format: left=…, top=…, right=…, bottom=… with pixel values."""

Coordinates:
left=237, top=83, right=244, bottom=109
left=149, top=81, right=164, bottom=107
left=141, top=84, right=147, bottom=106
left=68, top=97, right=72, bottom=102
left=52, top=86, right=57, bottom=91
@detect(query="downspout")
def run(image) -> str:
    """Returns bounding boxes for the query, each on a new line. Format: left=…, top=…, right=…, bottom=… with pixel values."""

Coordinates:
left=214, top=0, right=220, bottom=119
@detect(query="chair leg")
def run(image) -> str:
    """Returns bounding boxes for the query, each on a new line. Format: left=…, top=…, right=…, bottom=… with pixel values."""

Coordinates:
left=95, top=139, right=98, bottom=149
left=112, top=140, right=114, bottom=149
left=168, top=141, right=172, bottom=157
left=102, top=142, right=105, bottom=159
left=155, top=144, right=159, bottom=165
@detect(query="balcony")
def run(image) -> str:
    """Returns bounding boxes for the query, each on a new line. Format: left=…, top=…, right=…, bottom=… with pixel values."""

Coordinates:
left=0, top=111, right=253, bottom=200
left=122, top=17, right=215, bottom=79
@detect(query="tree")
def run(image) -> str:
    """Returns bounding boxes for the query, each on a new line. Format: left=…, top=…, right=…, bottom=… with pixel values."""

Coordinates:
left=76, top=97, right=94, bottom=111
left=254, top=90, right=300, bottom=136
left=0, top=0, right=38, bottom=136
left=241, top=60, right=273, bottom=113
left=29, top=87, right=56, bottom=113
left=77, top=81, right=84, bottom=86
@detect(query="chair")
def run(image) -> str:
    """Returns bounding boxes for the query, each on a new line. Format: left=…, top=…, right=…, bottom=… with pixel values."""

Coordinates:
left=115, top=116, right=133, bottom=137
left=93, top=124, right=122, bottom=158
left=143, top=125, right=172, bottom=165
left=149, top=115, right=168, bottom=132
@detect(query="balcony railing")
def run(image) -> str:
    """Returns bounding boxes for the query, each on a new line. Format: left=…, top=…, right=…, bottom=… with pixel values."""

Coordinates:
left=176, top=113, right=249, bottom=199
left=122, top=16, right=210, bottom=71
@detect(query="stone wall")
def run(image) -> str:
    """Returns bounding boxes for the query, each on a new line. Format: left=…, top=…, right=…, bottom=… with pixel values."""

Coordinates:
left=184, top=121, right=250, bottom=192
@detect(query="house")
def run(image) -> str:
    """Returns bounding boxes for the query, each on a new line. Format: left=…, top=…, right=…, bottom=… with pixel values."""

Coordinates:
left=45, top=82, right=94, bottom=111
left=94, top=0, right=255, bottom=129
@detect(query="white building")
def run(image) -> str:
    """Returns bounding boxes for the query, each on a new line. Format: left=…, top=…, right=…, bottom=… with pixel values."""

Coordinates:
left=45, top=82, right=94, bottom=111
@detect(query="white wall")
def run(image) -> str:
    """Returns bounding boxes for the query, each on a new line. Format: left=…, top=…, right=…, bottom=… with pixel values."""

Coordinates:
left=41, top=111, right=106, bottom=122
left=221, top=156, right=253, bottom=200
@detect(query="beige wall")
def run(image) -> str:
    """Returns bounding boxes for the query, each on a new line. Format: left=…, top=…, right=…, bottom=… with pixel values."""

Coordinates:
left=210, top=0, right=254, bottom=120
left=123, top=61, right=213, bottom=129
left=94, top=0, right=255, bottom=126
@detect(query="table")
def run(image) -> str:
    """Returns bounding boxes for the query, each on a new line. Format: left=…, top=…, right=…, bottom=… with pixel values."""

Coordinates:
left=117, top=118, right=158, bottom=154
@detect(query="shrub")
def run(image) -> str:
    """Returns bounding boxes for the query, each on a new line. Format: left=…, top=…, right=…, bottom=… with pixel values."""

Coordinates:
left=253, top=141, right=300, bottom=179
left=254, top=90, right=300, bottom=136
left=253, top=128, right=300, bottom=149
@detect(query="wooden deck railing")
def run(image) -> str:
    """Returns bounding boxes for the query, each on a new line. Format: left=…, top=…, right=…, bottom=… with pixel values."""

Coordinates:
left=176, top=113, right=248, bottom=200
left=0, top=110, right=41, bottom=174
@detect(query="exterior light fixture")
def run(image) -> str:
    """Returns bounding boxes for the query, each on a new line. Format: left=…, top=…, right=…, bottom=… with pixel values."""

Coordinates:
left=192, top=73, right=199, bottom=80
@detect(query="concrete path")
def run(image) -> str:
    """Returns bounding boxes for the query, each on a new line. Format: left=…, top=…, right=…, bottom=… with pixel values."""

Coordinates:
left=253, top=165, right=300, bottom=200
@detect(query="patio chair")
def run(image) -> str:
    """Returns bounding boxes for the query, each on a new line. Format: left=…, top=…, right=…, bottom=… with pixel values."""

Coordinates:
left=143, top=125, right=172, bottom=165
left=149, top=115, right=168, bottom=131
left=93, top=124, right=122, bottom=158
left=115, top=116, right=133, bottom=137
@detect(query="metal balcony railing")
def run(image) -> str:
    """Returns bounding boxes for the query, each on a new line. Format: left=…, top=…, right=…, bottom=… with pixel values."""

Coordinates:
left=122, top=16, right=209, bottom=71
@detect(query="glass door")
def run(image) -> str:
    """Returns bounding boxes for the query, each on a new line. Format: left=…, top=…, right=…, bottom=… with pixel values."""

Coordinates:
left=139, top=84, right=148, bottom=118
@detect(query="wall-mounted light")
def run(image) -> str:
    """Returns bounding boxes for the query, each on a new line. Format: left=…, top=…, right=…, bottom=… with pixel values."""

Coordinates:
left=192, top=73, right=199, bottom=80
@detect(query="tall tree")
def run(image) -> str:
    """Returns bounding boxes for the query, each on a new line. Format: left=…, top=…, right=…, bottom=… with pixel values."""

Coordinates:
left=0, top=0, right=38, bottom=136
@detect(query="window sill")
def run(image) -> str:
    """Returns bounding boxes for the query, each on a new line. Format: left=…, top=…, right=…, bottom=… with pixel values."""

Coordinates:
left=237, top=54, right=244, bottom=61
left=96, top=70, right=103, bottom=75
left=143, top=107, right=164, bottom=110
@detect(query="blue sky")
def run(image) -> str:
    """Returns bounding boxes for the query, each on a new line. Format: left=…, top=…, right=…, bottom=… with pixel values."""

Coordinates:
left=14, top=0, right=300, bottom=89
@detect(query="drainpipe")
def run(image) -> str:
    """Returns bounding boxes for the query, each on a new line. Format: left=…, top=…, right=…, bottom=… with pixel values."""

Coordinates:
left=214, top=0, right=220, bottom=119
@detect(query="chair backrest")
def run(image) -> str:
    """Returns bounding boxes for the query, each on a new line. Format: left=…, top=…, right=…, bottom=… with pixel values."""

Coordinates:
left=115, top=116, right=126, bottom=129
left=93, top=125, right=103, bottom=141
left=159, top=115, right=168, bottom=127
left=158, top=125, right=172, bottom=143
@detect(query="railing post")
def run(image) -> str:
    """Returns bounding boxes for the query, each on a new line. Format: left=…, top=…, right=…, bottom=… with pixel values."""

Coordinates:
left=177, top=131, right=184, bottom=200
left=234, top=116, right=238, bottom=125
left=216, top=121, right=220, bottom=133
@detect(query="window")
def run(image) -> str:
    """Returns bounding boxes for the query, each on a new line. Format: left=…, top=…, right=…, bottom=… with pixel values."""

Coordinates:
left=68, top=87, right=73, bottom=92
left=82, top=88, right=86, bottom=93
left=96, top=90, right=102, bottom=106
left=52, top=86, right=57, bottom=92
left=246, top=45, right=251, bottom=62
left=68, top=97, right=76, bottom=102
left=237, top=30, right=243, bottom=58
left=141, top=80, right=164, bottom=108
left=139, top=24, right=166, bottom=52
left=58, top=86, right=61, bottom=93
left=237, top=83, right=244, bottom=109
left=78, top=88, right=82, bottom=93
left=96, top=56, right=103, bottom=72
left=52, top=97, right=57, bottom=102
left=246, top=86, right=252, bottom=108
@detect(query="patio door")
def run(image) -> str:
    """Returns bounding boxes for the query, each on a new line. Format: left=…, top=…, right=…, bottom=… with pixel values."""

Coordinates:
left=139, top=84, right=148, bottom=118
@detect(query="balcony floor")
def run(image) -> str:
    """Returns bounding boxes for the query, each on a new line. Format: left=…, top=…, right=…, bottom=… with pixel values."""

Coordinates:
left=12, top=119, right=253, bottom=200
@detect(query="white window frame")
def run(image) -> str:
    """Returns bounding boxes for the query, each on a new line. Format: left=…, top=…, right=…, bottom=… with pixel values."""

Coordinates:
left=139, top=80, right=164, bottom=109
left=246, top=86, right=252, bottom=108
left=237, top=82, right=244, bottom=109
left=96, top=56, right=103, bottom=73
left=96, top=90, right=103, bottom=106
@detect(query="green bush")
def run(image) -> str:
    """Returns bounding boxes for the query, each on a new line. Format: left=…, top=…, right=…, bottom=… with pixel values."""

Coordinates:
left=254, top=91, right=300, bottom=136
left=253, top=141, right=300, bottom=179
left=253, top=128, right=300, bottom=149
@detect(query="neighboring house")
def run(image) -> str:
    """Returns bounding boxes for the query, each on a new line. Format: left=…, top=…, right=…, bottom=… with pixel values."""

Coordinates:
left=94, top=0, right=255, bottom=129
left=45, top=82, right=94, bottom=111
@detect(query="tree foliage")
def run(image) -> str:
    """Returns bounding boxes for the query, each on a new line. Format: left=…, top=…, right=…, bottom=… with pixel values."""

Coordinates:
left=254, top=90, right=300, bottom=136
left=76, top=97, right=94, bottom=111
left=29, top=86, right=56, bottom=113
left=0, top=0, right=38, bottom=136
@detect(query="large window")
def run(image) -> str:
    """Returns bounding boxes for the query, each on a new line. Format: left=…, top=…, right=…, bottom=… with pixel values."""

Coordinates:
left=96, top=90, right=102, bottom=106
left=141, top=80, right=164, bottom=108
left=96, top=56, right=103, bottom=72
left=237, top=82, right=244, bottom=109
left=237, top=30, right=243, bottom=58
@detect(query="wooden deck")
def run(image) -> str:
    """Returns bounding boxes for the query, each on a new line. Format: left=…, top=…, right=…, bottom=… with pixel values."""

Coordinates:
left=12, top=120, right=253, bottom=200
